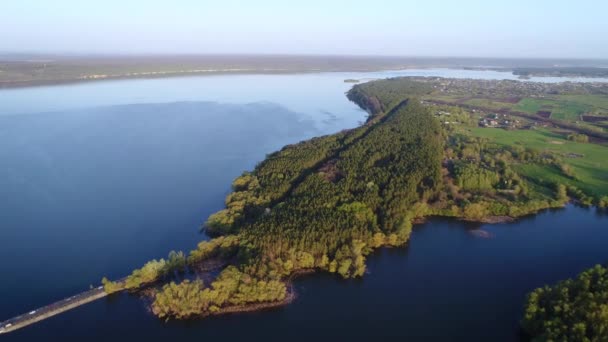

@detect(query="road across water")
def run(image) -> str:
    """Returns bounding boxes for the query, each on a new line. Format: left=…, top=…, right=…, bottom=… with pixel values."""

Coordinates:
left=0, top=287, right=106, bottom=334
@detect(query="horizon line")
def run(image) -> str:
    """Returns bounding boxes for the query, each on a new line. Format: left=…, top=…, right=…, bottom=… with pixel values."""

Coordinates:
left=1, top=52, right=607, bottom=62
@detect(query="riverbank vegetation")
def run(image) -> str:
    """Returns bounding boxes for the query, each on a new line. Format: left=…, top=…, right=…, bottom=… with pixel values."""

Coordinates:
left=151, top=267, right=287, bottom=319
left=103, top=77, right=608, bottom=321
left=522, top=264, right=608, bottom=341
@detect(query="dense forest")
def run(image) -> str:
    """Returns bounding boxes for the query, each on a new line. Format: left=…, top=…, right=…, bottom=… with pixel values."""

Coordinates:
left=104, top=77, right=607, bottom=323
left=522, top=265, right=608, bottom=341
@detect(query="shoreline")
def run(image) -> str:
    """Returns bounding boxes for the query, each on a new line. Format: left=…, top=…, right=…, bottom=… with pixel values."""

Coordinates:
left=149, top=207, right=571, bottom=322
left=3, top=66, right=608, bottom=91
left=0, top=66, right=418, bottom=90
left=0, top=202, right=586, bottom=333
left=202, top=269, right=315, bottom=318
left=148, top=268, right=314, bottom=321
left=413, top=215, right=515, bottom=225
left=0, top=69, right=325, bottom=90
left=161, top=205, right=567, bottom=320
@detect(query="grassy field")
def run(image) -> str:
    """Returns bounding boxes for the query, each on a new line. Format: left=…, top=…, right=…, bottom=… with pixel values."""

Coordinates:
left=428, top=94, right=466, bottom=103
left=513, top=95, right=608, bottom=121
left=434, top=93, right=608, bottom=127
left=448, top=95, right=608, bottom=123
left=514, top=98, right=591, bottom=121
left=464, top=98, right=513, bottom=110
left=468, top=127, right=608, bottom=196
left=559, top=94, right=608, bottom=110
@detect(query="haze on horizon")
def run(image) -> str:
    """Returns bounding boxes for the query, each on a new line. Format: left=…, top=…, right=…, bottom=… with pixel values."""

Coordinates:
left=1, top=0, right=607, bottom=59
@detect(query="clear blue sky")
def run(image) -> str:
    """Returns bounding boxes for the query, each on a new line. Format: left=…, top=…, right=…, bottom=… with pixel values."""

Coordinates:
left=2, top=0, right=606, bottom=58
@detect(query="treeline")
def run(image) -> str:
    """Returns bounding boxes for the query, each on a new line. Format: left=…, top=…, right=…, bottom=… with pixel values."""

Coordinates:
left=347, top=78, right=434, bottom=116
left=522, top=264, right=608, bottom=341
left=551, top=119, right=608, bottom=140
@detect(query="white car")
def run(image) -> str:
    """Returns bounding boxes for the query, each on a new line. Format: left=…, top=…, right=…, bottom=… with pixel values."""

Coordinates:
left=29, top=311, right=36, bottom=315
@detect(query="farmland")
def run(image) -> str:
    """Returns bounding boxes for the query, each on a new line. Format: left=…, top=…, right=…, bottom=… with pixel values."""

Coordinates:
left=514, top=97, right=591, bottom=120
left=412, top=78, right=608, bottom=137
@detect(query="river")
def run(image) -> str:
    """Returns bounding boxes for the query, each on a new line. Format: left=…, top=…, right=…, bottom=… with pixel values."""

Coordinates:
left=1, top=69, right=606, bottom=341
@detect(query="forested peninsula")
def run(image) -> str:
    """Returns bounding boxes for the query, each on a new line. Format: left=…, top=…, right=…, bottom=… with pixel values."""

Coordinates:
left=101, top=77, right=608, bottom=326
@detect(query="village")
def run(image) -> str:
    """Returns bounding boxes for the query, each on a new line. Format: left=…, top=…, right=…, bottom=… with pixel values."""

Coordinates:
left=477, top=112, right=520, bottom=128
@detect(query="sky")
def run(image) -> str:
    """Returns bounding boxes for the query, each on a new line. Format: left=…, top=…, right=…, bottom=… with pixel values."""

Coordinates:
left=1, top=0, right=606, bottom=58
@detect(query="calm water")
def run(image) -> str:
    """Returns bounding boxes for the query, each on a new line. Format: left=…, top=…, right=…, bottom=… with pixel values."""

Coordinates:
left=1, top=70, right=607, bottom=341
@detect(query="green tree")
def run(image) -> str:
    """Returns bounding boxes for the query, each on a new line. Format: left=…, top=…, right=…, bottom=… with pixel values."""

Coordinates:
left=101, top=277, right=123, bottom=294
left=522, top=265, right=608, bottom=341
left=463, top=203, right=488, bottom=220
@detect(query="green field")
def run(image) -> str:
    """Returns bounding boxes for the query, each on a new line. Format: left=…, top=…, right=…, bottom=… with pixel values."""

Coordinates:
left=559, top=94, right=608, bottom=110
left=464, top=98, right=513, bottom=110
left=513, top=95, right=608, bottom=121
left=435, top=93, right=608, bottom=126
left=514, top=98, right=591, bottom=121
left=430, top=94, right=466, bottom=102
left=469, top=127, right=608, bottom=196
